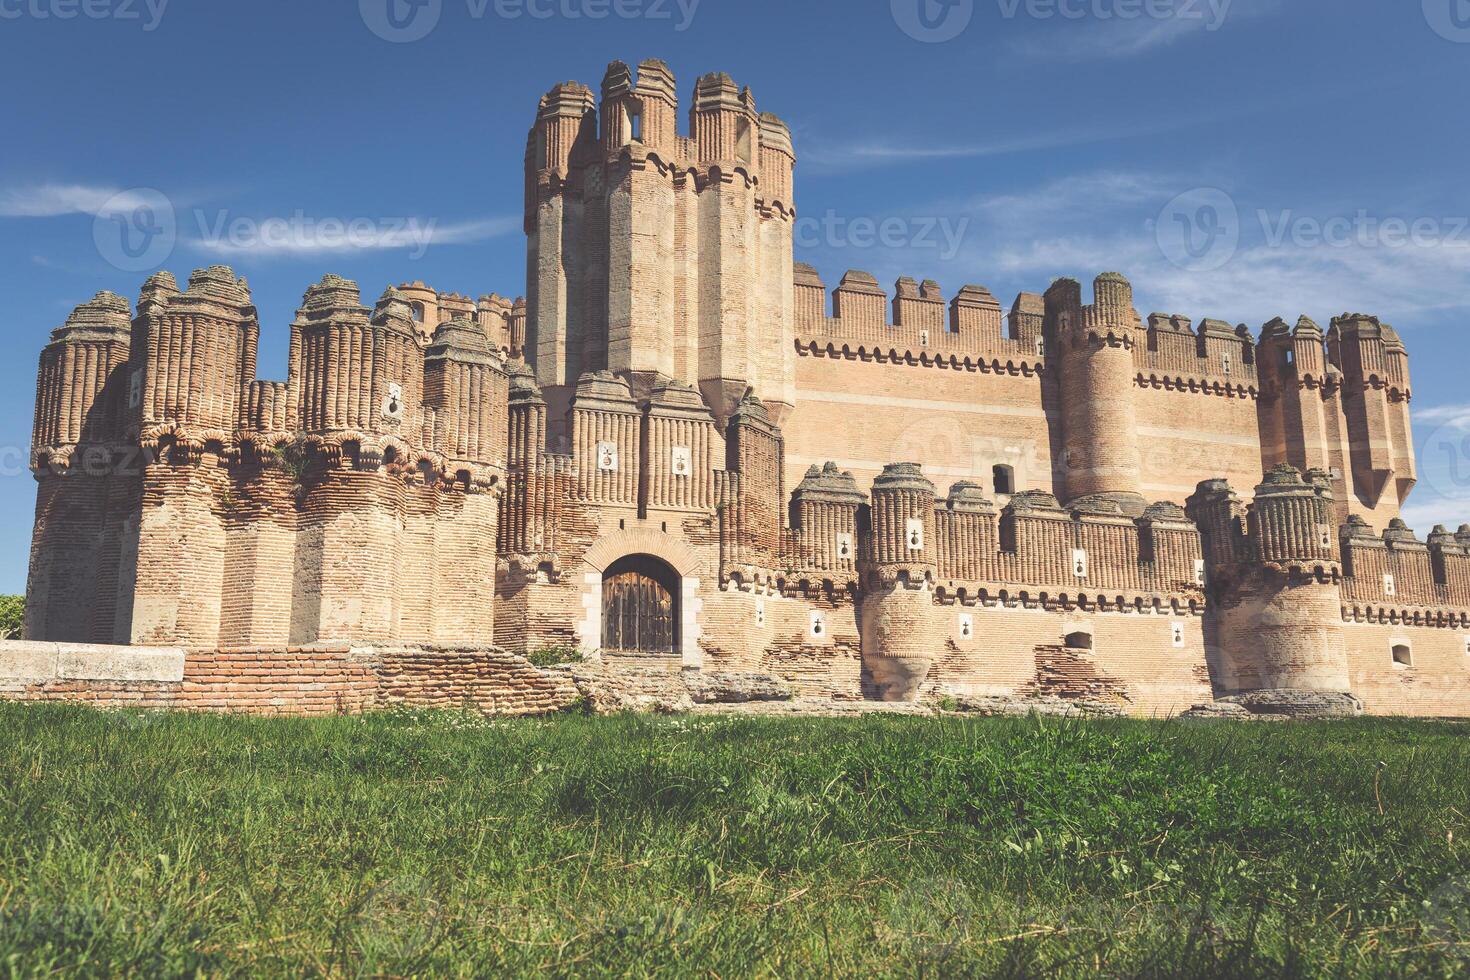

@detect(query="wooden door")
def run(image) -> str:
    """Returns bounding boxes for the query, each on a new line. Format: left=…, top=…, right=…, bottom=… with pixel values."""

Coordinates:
left=602, top=562, right=677, bottom=655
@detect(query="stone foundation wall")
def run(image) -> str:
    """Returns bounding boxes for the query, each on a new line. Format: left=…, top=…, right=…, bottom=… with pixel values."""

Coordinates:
left=0, top=641, right=575, bottom=717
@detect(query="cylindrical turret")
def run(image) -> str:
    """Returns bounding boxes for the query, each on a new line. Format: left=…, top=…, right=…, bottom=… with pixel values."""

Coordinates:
left=1054, top=273, right=1145, bottom=514
left=865, top=462, right=937, bottom=578
left=860, top=463, right=940, bottom=702
left=137, top=266, right=256, bottom=453
left=32, top=291, right=134, bottom=466
left=505, top=358, right=546, bottom=472
left=757, top=112, right=794, bottom=210
left=791, top=462, right=865, bottom=573
left=1201, top=466, right=1350, bottom=696
left=424, top=317, right=508, bottom=475
left=290, top=277, right=422, bottom=442
left=1249, top=465, right=1339, bottom=571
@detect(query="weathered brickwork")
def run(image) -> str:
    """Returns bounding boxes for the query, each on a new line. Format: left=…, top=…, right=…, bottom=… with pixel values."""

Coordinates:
left=17, top=59, right=1470, bottom=718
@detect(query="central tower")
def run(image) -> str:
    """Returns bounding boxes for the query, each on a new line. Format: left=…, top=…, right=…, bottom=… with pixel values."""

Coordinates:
left=524, top=59, right=797, bottom=439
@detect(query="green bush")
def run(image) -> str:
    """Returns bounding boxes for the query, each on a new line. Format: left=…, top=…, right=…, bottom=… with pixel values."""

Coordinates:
left=0, top=595, right=22, bottom=640
left=524, top=645, right=586, bottom=668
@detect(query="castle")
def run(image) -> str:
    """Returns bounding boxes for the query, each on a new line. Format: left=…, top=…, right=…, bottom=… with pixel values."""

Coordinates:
left=10, top=59, right=1470, bottom=717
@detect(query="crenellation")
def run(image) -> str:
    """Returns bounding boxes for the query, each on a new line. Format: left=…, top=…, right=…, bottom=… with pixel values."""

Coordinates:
left=19, top=58, right=1470, bottom=718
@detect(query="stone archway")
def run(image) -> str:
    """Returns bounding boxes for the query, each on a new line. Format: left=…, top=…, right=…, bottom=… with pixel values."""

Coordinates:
left=577, top=528, right=704, bottom=669
left=601, top=554, right=680, bottom=656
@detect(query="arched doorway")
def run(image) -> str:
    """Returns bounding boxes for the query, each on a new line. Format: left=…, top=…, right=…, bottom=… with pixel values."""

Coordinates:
left=601, top=554, right=680, bottom=656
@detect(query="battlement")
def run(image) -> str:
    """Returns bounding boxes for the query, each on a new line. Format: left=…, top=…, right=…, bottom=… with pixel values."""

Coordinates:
left=392, top=280, right=524, bottom=355
left=782, top=460, right=1202, bottom=603
left=793, top=265, right=1040, bottom=369
left=527, top=59, right=794, bottom=208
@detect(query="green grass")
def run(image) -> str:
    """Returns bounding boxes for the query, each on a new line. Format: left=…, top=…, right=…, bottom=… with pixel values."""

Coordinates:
left=3, top=707, right=1470, bottom=977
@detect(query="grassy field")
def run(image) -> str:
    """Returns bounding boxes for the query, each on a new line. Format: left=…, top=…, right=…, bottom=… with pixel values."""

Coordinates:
left=3, top=707, right=1470, bottom=977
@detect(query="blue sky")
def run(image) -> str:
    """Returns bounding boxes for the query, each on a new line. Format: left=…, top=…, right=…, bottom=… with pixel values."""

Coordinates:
left=1, top=0, right=1468, bottom=593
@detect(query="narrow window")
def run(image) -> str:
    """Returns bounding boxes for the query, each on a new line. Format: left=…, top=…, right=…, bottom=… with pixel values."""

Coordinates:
left=410, top=302, right=425, bottom=323
left=1072, top=549, right=1088, bottom=579
left=993, top=464, right=1015, bottom=496
left=628, top=106, right=643, bottom=143
left=1384, top=573, right=1397, bottom=597
left=1222, top=352, right=1233, bottom=376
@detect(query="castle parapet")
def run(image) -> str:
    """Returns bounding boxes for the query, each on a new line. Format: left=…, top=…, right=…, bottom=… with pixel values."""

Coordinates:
left=1134, top=312, right=1256, bottom=388
left=793, top=266, right=1040, bottom=366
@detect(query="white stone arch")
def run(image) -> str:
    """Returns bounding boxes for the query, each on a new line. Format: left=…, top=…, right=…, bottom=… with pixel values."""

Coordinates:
left=577, top=529, right=704, bottom=669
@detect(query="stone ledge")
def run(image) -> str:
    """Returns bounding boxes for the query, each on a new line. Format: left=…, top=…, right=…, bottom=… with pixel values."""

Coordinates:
left=0, top=641, right=186, bottom=683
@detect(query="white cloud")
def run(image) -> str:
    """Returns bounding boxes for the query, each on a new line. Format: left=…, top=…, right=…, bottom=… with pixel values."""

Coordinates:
left=1004, top=0, right=1279, bottom=63
left=937, top=171, right=1470, bottom=325
left=1414, top=405, right=1470, bottom=433
left=0, top=183, right=152, bottom=218
left=190, top=215, right=519, bottom=260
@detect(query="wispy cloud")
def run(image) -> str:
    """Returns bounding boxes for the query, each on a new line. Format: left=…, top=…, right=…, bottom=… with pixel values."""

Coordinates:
left=1004, top=0, right=1279, bottom=63
left=937, top=169, right=1470, bottom=324
left=190, top=215, right=519, bottom=259
left=1414, top=405, right=1470, bottom=433
left=0, top=183, right=150, bottom=218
